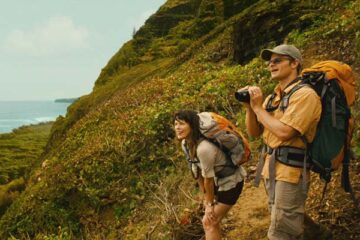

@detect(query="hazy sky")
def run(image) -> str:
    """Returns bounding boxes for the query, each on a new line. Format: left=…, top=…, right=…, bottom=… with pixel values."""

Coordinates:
left=0, top=1, right=166, bottom=101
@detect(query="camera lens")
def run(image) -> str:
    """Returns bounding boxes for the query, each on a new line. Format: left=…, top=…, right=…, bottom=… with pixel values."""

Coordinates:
left=235, top=90, right=250, bottom=103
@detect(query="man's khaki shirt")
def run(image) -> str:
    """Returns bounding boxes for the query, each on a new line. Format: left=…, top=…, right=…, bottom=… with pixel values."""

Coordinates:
left=261, top=81, right=322, bottom=184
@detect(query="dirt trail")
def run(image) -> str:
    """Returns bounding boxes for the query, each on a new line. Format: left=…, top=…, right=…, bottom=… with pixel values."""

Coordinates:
left=222, top=180, right=270, bottom=240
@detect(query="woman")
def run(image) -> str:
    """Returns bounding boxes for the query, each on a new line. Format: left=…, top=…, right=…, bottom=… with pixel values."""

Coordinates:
left=174, top=110, right=246, bottom=240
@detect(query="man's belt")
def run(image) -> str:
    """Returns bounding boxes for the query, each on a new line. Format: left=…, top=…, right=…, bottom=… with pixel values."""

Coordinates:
left=264, top=145, right=311, bottom=168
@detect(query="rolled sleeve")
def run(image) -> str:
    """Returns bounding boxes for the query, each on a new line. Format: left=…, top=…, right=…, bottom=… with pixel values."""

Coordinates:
left=197, top=141, right=216, bottom=178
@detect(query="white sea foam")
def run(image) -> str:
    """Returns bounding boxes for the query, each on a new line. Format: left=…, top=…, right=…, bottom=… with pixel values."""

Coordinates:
left=0, top=119, right=34, bottom=123
left=35, top=117, right=56, bottom=122
left=0, top=101, right=69, bottom=133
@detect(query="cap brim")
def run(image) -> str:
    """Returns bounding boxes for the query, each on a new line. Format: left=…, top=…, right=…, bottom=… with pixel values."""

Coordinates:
left=260, top=49, right=274, bottom=61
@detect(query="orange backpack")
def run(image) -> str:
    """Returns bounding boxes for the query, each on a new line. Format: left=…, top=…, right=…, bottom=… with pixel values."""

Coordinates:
left=302, top=60, right=356, bottom=106
left=301, top=61, right=355, bottom=175
left=198, top=112, right=251, bottom=166
left=276, top=61, right=356, bottom=192
left=181, top=112, right=251, bottom=178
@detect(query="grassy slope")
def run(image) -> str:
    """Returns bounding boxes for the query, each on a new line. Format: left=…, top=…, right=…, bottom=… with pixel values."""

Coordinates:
left=0, top=123, right=52, bottom=217
left=0, top=0, right=359, bottom=239
left=123, top=1, right=360, bottom=239
left=0, top=123, right=53, bottom=184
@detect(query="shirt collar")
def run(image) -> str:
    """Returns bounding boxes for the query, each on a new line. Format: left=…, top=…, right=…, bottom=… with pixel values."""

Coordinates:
left=273, top=78, right=301, bottom=97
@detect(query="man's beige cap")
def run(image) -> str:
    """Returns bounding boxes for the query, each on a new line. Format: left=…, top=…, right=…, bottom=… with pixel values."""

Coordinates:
left=261, top=44, right=303, bottom=65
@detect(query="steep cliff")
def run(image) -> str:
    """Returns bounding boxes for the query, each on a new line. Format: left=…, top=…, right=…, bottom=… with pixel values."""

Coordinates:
left=0, top=0, right=359, bottom=239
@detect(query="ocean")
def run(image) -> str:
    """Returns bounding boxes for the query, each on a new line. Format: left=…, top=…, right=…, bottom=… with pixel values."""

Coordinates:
left=0, top=101, right=71, bottom=133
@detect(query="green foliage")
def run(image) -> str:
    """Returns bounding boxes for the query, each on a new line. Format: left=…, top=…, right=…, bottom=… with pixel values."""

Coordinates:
left=7, top=226, right=73, bottom=240
left=0, top=123, right=52, bottom=185
left=168, top=19, right=197, bottom=39
left=97, top=41, right=141, bottom=84
left=1, top=0, right=359, bottom=239
left=40, top=230, right=72, bottom=240
left=0, top=178, right=25, bottom=215
left=0, top=51, right=244, bottom=238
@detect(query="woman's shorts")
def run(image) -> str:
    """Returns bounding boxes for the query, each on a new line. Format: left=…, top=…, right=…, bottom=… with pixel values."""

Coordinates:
left=215, top=180, right=244, bottom=205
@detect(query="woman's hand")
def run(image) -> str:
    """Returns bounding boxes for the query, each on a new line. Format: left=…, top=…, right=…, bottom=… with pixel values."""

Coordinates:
left=203, top=205, right=217, bottom=226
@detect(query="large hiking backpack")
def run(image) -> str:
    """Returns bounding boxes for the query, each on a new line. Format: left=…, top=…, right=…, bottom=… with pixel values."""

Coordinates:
left=279, top=61, right=356, bottom=191
left=182, top=112, right=251, bottom=178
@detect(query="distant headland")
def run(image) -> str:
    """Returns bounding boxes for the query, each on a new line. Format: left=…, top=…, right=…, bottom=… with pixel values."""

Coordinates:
left=54, top=98, right=78, bottom=103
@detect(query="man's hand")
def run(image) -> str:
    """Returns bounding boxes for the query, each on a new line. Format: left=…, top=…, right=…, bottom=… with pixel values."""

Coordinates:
left=242, top=85, right=264, bottom=137
left=248, top=86, right=263, bottom=111
left=236, top=86, right=250, bottom=108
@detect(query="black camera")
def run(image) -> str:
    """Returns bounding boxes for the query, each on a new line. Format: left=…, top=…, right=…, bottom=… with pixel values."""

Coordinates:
left=235, top=89, right=250, bottom=103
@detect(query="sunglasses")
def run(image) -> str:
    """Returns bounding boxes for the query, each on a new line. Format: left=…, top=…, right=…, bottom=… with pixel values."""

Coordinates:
left=266, top=57, right=292, bottom=66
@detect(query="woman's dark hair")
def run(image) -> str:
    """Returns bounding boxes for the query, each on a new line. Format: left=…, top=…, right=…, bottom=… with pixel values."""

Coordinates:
left=174, top=110, right=202, bottom=160
left=174, top=110, right=202, bottom=142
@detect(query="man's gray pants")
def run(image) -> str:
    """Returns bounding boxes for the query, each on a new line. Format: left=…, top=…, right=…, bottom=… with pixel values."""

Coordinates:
left=265, top=179, right=309, bottom=240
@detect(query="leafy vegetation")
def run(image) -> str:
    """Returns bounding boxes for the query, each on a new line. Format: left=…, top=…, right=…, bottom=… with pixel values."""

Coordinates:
left=0, top=123, right=52, bottom=218
left=0, top=0, right=359, bottom=239
left=0, top=123, right=52, bottom=185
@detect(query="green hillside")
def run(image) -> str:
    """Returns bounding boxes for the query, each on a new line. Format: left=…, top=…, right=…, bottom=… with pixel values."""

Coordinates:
left=0, top=124, right=52, bottom=216
left=1, top=0, right=359, bottom=239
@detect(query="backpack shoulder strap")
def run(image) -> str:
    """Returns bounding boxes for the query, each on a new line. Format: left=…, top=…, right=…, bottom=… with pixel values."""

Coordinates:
left=203, top=137, right=230, bottom=158
left=279, top=83, right=307, bottom=112
left=198, top=138, right=238, bottom=178
left=202, top=137, right=237, bottom=168
left=181, top=140, right=199, bottom=163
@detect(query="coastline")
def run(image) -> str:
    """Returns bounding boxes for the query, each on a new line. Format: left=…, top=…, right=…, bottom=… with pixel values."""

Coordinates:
left=54, top=98, right=78, bottom=103
left=2, top=121, right=54, bottom=135
left=0, top=101, right=70, bottom=134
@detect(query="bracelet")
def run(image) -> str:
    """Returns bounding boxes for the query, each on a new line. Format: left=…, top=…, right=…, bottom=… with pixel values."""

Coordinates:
left=206, top=200, right=217, bottom=207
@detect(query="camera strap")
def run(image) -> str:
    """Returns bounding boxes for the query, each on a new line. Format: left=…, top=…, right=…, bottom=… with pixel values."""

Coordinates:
left=265, top=77, right=301, bottom=112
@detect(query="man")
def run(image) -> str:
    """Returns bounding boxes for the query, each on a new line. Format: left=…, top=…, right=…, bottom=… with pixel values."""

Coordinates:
left=242, top=44, right=322, bottom=239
